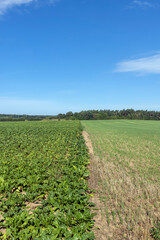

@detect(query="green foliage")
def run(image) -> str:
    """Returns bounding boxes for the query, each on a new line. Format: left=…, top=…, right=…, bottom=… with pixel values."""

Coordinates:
left=0, top=114, right=49, bottom=121
left=57, top=109, right=160, bottom=120
left=150, top=219, right=160, bottom=240
left=0, top=121, right=95, bottom=239
left=1, top=108, right=160, bottom=121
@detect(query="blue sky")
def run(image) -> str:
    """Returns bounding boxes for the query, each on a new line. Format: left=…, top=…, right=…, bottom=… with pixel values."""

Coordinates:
left=0, top=0, right=160, bottom=115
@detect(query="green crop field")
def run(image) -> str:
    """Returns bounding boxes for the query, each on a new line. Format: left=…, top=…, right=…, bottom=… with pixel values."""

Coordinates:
left=0, top=119, right=159, bottom=240
left=0, top=121, right=95, bottom=240
left=82, top=120, right=160, bottom=240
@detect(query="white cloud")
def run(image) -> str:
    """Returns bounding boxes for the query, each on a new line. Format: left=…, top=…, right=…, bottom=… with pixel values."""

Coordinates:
left=0, top=0, right=35, bottom=15
left=0, top=0, right=60, bottom=15
left=133, top=0, right=154, bottom=7
left=127, top=0, right=155, bottom=9
left=115, top=53, right=160, bottom=74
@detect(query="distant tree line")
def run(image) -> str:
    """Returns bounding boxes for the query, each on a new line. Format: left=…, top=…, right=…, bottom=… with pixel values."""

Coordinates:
left=0, top=109, right=160, bottom=121
left=0, top=114, right=52, bottom=122
left=57, top=109, right=160, bottom=120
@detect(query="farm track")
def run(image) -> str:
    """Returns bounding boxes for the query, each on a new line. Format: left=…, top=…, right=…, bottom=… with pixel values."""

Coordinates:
left=83, top=131, right=109, bottom=240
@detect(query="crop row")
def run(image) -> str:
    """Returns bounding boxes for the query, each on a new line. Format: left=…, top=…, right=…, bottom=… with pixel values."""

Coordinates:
left=0, top=121, right=95, bottom=239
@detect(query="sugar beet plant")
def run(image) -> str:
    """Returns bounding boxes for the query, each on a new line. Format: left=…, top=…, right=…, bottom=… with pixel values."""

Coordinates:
left=0, top=121, right=95, bottom=239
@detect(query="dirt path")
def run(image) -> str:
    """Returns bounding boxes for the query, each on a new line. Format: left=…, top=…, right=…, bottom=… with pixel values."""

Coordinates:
left=82, top=131, right=109, bottom=240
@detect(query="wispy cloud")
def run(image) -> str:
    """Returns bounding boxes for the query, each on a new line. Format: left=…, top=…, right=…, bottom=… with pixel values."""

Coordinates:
left=0, top=0, right=35, bottom=15
left=133, top=0, right=154, bottom=7
left=128, top=0, right=155, bottom=9
left=0, top=0, right=60, bottom=15
left=115, top=53, right=160, bottom=74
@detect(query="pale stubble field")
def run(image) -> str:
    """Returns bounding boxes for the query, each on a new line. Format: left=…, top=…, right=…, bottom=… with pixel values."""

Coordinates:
left=82, top=120, right=160, bottom=240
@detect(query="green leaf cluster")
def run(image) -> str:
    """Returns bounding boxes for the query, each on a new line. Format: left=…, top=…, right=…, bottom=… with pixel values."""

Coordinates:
left=0, top=121, right=95, bottom=239
left=150, top=219, right=160, bottom=240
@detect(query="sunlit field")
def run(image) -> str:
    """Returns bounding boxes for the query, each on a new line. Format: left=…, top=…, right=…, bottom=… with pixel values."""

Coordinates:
left=0, top=121, right=94, bottom=239
left=82, top=120, right=160, bottom=239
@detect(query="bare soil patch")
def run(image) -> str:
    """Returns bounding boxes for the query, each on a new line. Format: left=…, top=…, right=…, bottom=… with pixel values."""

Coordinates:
left=0, top=228, right=6, bottom=235
left=0, top=214, right=6, bottom=235
left=26, top=201, right=42, bottom=215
